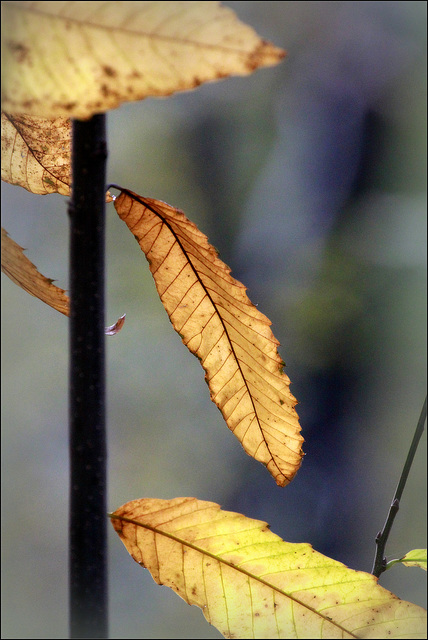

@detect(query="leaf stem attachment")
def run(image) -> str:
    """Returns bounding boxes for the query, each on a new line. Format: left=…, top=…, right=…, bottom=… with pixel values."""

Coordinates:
left=371, top=396, right=427, bottom=578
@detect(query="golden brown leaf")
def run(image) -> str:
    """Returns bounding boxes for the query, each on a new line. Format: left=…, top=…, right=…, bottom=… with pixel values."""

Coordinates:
left=111, top=497, right=427, bottom=639
left=1, top=227, right=124, bottom=334
left=1, top=112, right=71, bottom=195
left=113, top=188, right=304, bottom=486
left=1, top=226, right=69, bottom=315
left=2, top=1, right=285, bottom=119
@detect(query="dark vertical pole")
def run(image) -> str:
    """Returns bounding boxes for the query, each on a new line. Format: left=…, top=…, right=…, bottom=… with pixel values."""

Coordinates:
left=68, top=114, right=108, bottom=638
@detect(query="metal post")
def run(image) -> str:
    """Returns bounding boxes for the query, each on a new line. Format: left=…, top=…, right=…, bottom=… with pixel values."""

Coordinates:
left=68, top=114, right=108, bottom=638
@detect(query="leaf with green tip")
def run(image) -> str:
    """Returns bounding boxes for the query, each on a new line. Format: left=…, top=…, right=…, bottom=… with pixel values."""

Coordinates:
left=111, top=497, right=427, bottom=639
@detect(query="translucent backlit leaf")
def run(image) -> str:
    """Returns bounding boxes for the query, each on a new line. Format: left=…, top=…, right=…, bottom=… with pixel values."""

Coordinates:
left=111, top=498, right=427, bottom=639
left=113, top=187, right=303, bottom=486
left=2, top=1, right=285, bottom=119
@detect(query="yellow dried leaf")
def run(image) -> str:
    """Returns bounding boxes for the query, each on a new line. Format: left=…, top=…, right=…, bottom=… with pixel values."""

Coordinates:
left=111, top=498, right=427, bottom=639
left=1, top=112, right=71, bottom=195
left=2, top=1, right=285, bottom=120
left=113, top=188, right=303, bottom=486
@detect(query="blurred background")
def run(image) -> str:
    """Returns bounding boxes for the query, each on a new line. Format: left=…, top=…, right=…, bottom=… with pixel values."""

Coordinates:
left=1, top=1, right=426, bottom=638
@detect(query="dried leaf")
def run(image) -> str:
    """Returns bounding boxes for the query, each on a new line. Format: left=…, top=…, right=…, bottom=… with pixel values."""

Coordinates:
left=111, top=497, right=427, bottom=639
left=1, top=226, right=69, bottom=315
left=1, top=112, right=71, bottom=195
left=2, top=1, right=285, bottom=119
left=113, top=188, right=303, bottom=486
left=1, top=227, right=124, bottom=334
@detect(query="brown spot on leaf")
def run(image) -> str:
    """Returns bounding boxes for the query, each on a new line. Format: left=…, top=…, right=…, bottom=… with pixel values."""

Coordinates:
left=102, top=65, right=117, bottom=77
left=7, top=41, right=30, bottom=64
left=99, top=84, right=122, bottom=100
left=62, top=102, right=77, bottom=111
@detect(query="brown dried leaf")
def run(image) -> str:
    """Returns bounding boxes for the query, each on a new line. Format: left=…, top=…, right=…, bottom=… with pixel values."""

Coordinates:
left=1, top=227, right=124, bottom=334
left=2, top=1, right=285, bottom=119
left=1, top=226, right=69, bottom=315
left=113, top=188, right=304, bottom=486
left=1, top=112, right=71, bottom=195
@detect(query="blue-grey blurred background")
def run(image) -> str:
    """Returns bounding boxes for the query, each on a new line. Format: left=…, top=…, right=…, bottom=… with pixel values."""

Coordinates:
left=1, top=2, right=426, bottom=638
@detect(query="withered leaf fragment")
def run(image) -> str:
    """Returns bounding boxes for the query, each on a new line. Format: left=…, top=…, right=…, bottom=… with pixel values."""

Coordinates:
left=105, top=314, right=126, bottom=336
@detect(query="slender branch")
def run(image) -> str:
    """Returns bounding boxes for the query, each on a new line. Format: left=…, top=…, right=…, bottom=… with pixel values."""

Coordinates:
left=371, top=396, right=427, bottom=578
left=68, top=114, right=108, bottom=638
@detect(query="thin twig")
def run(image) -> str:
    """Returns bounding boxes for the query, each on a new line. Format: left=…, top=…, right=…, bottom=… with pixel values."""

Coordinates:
left=371, top=396, right=427, bottom=578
